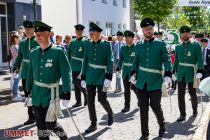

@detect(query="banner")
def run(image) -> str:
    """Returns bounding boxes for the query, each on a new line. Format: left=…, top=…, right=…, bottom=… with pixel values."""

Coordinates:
left=164, top=29, right=180, bottom=50
left=179, top=0, right=210, bottom=6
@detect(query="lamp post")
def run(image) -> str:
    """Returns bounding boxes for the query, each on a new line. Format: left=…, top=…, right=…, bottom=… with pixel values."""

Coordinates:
left=33, top=0, right=36, bottom=20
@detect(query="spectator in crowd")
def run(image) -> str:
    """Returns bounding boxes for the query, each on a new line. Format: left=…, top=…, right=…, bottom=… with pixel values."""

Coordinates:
left=17, top=26, right=26, bottom=40
left=63, top=34, right=72, bottom=50
left=9, top=32, right=24, bottom=101
left=50, top=31, right=55, bottom=43
left=112, top=31, right=125, bottom=93
left=55, top=35, right=63, bottom=47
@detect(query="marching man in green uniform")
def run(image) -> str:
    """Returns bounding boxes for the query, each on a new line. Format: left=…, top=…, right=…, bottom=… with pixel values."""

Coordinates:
left=13, top=20, right=38, bottom=125
left=26, top=21, right=71, bottom=140
left=81, top=22, right=114, bottom=133
left=116, top=30, right=140, bottom=113
left=131, top=18, right=172, bottom=139
left=173, top=26, right=203, bottom=122
left=68, top=24, right=87, bottom=107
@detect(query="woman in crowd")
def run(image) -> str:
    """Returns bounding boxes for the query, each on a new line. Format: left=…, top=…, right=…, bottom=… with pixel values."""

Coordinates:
left=9, top=32, right=24, bottom=101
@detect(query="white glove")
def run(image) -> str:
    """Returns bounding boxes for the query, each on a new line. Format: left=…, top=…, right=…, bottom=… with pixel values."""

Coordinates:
left=129, top=75, right=136, bottom=85
left=61, top=100, right=69, bottom=108
left=196, top=73, right=202, bottom=79
left=164, top=76, right=172, bottom=84
left=24, top=97, right=32, bottom=107
left=81, top=80, right=86, bottom=88
left=104, top=79, right=111, bottom=88
left=172, top=74, right=177, bottom=81
left=59, top=79, right=62, bottom=85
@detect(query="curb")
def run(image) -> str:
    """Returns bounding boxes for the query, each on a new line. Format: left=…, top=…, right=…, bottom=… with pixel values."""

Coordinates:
left=192, top=101, right=210, bottom=140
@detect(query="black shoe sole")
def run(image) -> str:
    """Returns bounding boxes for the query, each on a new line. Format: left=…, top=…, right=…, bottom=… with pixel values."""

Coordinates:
left=85, top=128, right=97, bottom=133
left=177, top=119, right=185, bottom=122
left=121, top=110, right=129, bottom=113
left=24, top=121, right=35, bottom=125
left=72, top=104, right=82, bottom=108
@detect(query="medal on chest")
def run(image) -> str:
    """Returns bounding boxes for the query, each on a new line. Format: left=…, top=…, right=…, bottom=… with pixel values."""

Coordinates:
left=79, top=47, right=82, bottom=52
left=131, top=52, right=135, bottom=57
left=45, top=59, right=53, bottom=67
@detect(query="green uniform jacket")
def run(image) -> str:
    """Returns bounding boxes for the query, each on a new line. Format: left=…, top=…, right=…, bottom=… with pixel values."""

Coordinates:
left=174, top=41, right=203, bottom=82
left=82, top=40, right=113, bottom=85
left=68, top=37, right=87, bottom=72
left=133, top=38, right=172, bottom=91
left=13, top=36, right=39, bottom=79
left=118, top=44, right=136, bottom=79
left=26, top=44, right=71, bottom=107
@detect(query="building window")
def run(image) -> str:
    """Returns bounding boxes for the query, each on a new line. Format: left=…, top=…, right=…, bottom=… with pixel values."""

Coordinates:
left=0, top=4, right=6, bottom=14
left=102, top=0, right=107, bottom=4
left=118, top=23, right=122, bottom=30
left=113, top=0, right=117, bottom=6
left=123, top=24, right=127, bottom=31
left=123, top=0, right=126, bottom=8
left=105, top=22, right=113, bottom=36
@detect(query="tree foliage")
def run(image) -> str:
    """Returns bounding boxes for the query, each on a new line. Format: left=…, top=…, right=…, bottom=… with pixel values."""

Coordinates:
left=182, top=7, right=209, bottom=32
left=163, top=7, right=190, bottom=30
left=132, top=0, right=177, bottom=31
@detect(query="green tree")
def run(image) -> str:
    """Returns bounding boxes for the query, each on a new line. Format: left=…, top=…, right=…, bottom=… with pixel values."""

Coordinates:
left=163, top=7, right=190, bottom=30
left=183, top=7, right=209, bottom=31
left=132, top=0, right=177, bottom=31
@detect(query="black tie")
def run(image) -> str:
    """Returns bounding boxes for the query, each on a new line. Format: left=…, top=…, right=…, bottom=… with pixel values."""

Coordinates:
left=203, top=49, right=206, bottom=65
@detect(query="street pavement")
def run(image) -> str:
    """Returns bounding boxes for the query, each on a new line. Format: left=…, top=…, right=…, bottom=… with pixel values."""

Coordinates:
left=0, top=69, right=209, bottom=140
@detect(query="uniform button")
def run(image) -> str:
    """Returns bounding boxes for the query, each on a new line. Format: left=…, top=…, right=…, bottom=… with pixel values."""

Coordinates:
left=41, top=66, right=43, bottom=68
left=40, top=73, right=42, bottom=75
left=40, top=80, right=42, bottom=82
left=146, top=64, right=148, bottom=67
left=146, top=59, right=149, bottom=61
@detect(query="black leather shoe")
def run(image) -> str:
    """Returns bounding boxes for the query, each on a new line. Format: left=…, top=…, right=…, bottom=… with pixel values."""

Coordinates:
left=177, top=116, right=186, bottom=122
left=23, top=119, right=35, bottom=125
left=121, top=107, right=130, bottom=113
left=84, top=101, right=87, bottom=106
left=108, top=115, right=113, bottom=126
left=72, top=103, right=82, bottom=108
left=140, top=135, right=149, bottom=140
left=85, top=125, right=97, bottom=133
left=193, top=112, right=198, bottom=117
left=159, top=125, right=165, bottom=137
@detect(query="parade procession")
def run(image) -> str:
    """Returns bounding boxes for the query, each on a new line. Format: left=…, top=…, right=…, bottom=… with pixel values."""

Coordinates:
left=0, top=0, right=210, bottom=140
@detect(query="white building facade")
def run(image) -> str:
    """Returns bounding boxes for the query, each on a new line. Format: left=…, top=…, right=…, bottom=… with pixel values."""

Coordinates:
left=41, top=0, right=130, bottom=36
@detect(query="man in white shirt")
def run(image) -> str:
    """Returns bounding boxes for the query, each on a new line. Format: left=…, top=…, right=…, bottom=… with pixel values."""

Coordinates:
left=113, top=31, right=126, bottom=93
left=201, top=38, right=210, bottom=79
